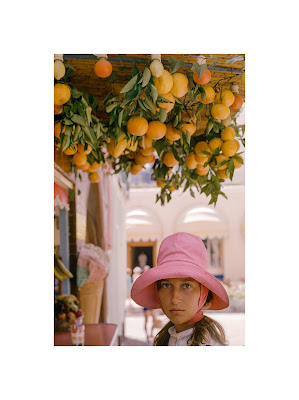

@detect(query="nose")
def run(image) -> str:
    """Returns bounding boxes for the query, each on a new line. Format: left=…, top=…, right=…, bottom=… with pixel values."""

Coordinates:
left=171, top=288, right=182, bottom=305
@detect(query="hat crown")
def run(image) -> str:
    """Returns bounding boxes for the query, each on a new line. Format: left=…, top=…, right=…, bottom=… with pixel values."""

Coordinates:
left=157, top=232, right=209, bottom=270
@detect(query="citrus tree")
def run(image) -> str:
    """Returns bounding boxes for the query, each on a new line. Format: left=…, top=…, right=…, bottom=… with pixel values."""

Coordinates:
left=54, top=55, right=245, bottom=205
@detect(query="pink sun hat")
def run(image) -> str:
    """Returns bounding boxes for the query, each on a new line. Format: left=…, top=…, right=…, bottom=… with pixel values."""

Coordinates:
left=131, top=232, right=229, bottom=310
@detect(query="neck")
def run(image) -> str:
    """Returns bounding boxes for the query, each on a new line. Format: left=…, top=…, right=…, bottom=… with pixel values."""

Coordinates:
left=174, top=322, right=195, bottom=333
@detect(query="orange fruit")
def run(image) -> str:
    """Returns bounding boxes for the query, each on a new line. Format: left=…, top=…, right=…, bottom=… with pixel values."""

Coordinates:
left=54, top=60, right=66, bottom=80
left=150, top=59, right=164, bottom=78
left=217, top=169, right=229, bottom=179
left=221, top=140, right=238, bottom=157
left=195, top=153, right=210, bottom=164
left=194, top=141, right=211, bottom=157
left=232, top=155, right=244, bottom=169
left=181, top=123, right=196, bottom=136
left=108, top=133, right=128, bottom=158
left=193, top=69, right=211, bottom=85
left=54, top=122, right=62, bottom=138
left=76, top=162, right=89, bottom=171
left=163, top=151, right=179, bottom=167
left=126, top=137, right=138, bottom=152
left=215, top=90, right=235, bottom=107
left=233, top=139, right=240, bottom=152
left=156, top=178, right=167, bottom=188
left=185, top=152, right=198, bottom=169
left=138, top=135, right=153, bottom=149
left=54, top=104, right=63, bottom=115
left=135, top=152, right=153, bottom=166
left=94, top=58, right=112, bottom=78
left=73, top=152, right=87, bottom=166
left=157, top=92, right=175, bottom=113
left=196, top=165, right=210, bottom=176
left=170, top=73, right=189, bottom=98
left=154, top=70, right=173, bottom=95
left=165, top=124, right=181, bottom=141
left=89, top=172, right=100, bottom=183
left=146, top=121, right=167, bottom=140
left=54, top=83, right=71, bottom=106
left=140, top=146, right=155, bottom=156
left=209, top=137, right=223, bottom=152
left=64, top=143, right=77, bottom=155
left=168, top=185, right=176, bottom=192
left=127, top=116, right=148, bottom=136
left=221, top=126, right=235, bottom=141
left=211, top=104, right=230, bottom=120
left=140, top=92, right=146, bottom=100
left=181, top=110, right=197, bottom=124
left=230, top=94, right=244, bottom=110
left=87, top=161, right=101, bottom=173
left=221, top=115, right=232, bottom=127
left=77, top=143, right=92, bottom=155
left=215, top=155, right=229, bottom=170
left=130, top=163, right=143, bottom=175
left=197, top=86, right=215, bottom=104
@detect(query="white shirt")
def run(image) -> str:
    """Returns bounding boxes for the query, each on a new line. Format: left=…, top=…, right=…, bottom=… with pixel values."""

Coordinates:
left=168, top=326, right=222, bottom=346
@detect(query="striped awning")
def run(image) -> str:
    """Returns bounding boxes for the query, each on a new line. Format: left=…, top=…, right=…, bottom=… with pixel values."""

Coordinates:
left=126, top=208, right=162, bottom=242
left=175, top=206, right=228, bottom=239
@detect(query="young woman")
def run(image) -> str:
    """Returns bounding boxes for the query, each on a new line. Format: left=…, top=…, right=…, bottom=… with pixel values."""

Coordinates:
left=131, top=232, right=229, bottom=346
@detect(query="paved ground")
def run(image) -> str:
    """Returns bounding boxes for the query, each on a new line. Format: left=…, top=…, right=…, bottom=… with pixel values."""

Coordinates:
left=121, top=299, right=245, bottom=346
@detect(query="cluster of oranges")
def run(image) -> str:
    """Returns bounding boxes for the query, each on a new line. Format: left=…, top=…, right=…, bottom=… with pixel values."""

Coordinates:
left=105, top=66, right=244, bottom=191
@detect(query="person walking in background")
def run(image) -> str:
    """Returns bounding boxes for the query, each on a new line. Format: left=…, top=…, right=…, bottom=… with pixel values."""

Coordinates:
left=138, top=250, right=147, bottom=269
left=132, top=266, right=142, bottom=283
left=141, top=265, right=158, bottom=341
left=126, top=268, right=132, bottom=298
left=131, top=232, right=230, bottom=346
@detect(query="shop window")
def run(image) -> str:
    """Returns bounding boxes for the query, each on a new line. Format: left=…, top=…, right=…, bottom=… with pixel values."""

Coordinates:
left=202, top=238, right=223, bottom=279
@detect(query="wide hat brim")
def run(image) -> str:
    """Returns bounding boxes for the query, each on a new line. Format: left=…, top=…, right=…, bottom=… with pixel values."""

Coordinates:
left=131, top=261, right=229, bottom=310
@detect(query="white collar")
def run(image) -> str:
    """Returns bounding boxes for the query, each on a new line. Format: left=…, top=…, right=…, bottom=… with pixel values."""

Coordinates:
left=168, top=325, right=194, bottom=339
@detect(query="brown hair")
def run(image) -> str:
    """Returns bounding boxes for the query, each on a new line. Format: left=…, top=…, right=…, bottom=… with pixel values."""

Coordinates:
left=153, top=286, right=227, bottom=346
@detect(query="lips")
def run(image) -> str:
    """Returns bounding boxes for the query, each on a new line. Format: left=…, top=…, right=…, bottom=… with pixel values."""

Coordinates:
left=169, top=309, right=184, bottom=315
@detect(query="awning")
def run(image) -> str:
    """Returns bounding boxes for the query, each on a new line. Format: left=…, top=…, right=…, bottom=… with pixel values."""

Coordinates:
left=125, top=208, right=162, bottom=242
left=54, top=182, right=70, bottom=211
left=175, top=206, right=228, bottom=239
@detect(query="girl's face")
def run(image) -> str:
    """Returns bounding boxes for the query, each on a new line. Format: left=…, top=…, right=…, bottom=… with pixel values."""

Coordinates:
left=158, top=277, right=201, bottom=332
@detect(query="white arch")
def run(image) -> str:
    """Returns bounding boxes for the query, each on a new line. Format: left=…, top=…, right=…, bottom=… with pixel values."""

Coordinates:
left=175, top=205, right=228, bottom=239
left=125, top=207, right=162, bottom=242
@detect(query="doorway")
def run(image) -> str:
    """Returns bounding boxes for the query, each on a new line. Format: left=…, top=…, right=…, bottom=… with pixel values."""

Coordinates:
left=127, top=240, right=157, bottom=271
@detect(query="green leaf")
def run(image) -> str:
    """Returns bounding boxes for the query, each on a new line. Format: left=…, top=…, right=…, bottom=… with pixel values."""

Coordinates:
left=233, top=155, right=244, bottom=164
left=63, top=118, right=74, bottom=126
left=118, top=109, right=124, bottom=127
left=171, top=59, right=185, bottom=74
left=86, top=106, right=92, bottom=126
left=191, top=63, right=208, bottom=80
left=137, top=99, right=148, bottom=112
left=82, top=126, right=95, bottom=145
left=132, top=62, right=139, bottom=77
left=106, top=103, right=118, bottom=113
left=226, top=56, right=244, bottom=64
left=61, top=135, right=70, bottom=152
left=64, top=125, right=73, bottom=136
left=73, top=125, right=81, bottom=142
left=120, top=75, right=138, bottom=93
left=199, top=86, right=206, bottom=101
left=173, top=115, right=179, bottom=127
left=72, top=114, right=86, bottom=126
left=150, top=84, right=158, bottom=103
left=159, top=108, right=167, bottom=123
left=186, top=131, right=191, bottom=145
left=153, top=139, right=168, bottom=156
left=142, top=68, right=151, bottom=87
left=71, top=88, right=83, bottom=98
left=144, top=96, right=156, bottom=114
left=196, top=103, right=204, bottom=117
left=81, top=97, right=89, bottom=108
left=168, top=56, right=177, bottom=71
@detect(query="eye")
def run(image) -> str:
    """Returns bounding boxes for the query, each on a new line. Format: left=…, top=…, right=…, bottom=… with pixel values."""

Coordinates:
left=161, top=282, right=171, bottom=289
left=183, top=283, right=191, bottom=289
